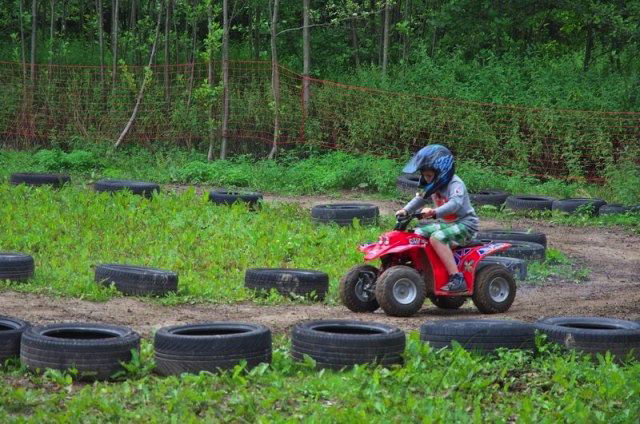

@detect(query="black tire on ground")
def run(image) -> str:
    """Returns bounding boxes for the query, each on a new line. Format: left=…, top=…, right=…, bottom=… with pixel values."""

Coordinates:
left=94, top=179, right=160, bottom=198
left=551, top=198, right=607, bottom=216
left=95, top=264, right=178, bottom=296
left=534, top=316, right=640, bottom=360
left=0, top=316, right=30, bottom=362
left=208, top=190, right=263, bottom=209
left=429, top=296, right=466, bottom=309
left=20, top=323, right=140, bottom=380
left=489, top=241, right=546, bottom=261
left=9, top=172, right=71, bottom=187
left=339, top=264, right=380, bottom=312
left=598, top=204, right=633, bottom=215
left=505, top=195, right=556, bottom=211
left=420, top=319, right=535, bottom=353
left=154, top=322, right=272, bottom=375
left=0, top=252, right=35, bottom=282
left=477, top=256, right=527, bottom=281
left=396, top=174, right=420, bottom=194
left=472, top=264, right=516, bottom=314
left=244, top=268, right=329, bottom=300
left=291, top=320, right=405, bottom=370
left=311, top=203, right=379, bottom=226
left=375, top=265, right=426, bottom=317
left=476, top=229, right=547, bottom=249
left=469, top=190, right=510, bottom=207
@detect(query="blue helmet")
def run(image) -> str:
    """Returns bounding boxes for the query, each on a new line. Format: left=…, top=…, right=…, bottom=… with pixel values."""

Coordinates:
left=402, top=144, right=455, bottom=197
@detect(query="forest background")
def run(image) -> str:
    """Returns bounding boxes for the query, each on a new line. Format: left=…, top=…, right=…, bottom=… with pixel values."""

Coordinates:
left=0, top=0, right=639, bottom=183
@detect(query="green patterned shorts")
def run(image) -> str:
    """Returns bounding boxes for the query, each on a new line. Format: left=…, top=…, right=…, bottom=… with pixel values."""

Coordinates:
left=415, top=222, right=475, bottom=247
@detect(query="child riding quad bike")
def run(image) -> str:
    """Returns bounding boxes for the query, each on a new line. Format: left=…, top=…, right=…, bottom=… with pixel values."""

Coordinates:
left=339, top=213, right=516, bottom=317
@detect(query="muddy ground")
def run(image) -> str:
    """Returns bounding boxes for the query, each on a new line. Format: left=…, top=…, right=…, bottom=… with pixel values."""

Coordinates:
left=1, top=190, right=639, bottom=337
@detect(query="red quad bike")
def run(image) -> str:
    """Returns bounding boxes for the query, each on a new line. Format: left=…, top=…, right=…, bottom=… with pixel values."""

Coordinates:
left=339, top=214, right=516, bottom=317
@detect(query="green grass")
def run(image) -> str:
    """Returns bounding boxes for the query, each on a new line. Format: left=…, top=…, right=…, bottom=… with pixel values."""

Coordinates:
left=0, top=180, right=629, bottom=304
left=1, top=335, right=639, bottom=422
left=0, top=182, right=388, bottom=304
left=526, top=248, right=590, bottom=285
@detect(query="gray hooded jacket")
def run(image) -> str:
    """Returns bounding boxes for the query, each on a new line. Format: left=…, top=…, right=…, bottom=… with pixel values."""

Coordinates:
left=402, top=175, right=479, bottom=232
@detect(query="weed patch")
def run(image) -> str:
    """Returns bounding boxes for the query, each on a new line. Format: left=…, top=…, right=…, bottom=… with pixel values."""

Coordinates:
left=0, top=335, right=638, bottom=421
left=0, top=183, right=387, bottom=304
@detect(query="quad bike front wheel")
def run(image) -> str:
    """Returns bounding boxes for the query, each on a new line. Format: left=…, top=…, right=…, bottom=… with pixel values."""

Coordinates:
left=472, top=264, right=516, bottom=313
left=375, top=265, right=426, bottom=317
left=339, top=264, right=380, bottom=312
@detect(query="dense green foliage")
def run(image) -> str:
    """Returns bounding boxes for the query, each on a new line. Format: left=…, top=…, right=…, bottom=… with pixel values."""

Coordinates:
left=1, top=336, right=639, bottom=422
left=1, top=2, right=638, bottom=180
left=2, top=1, right=639, bottom=91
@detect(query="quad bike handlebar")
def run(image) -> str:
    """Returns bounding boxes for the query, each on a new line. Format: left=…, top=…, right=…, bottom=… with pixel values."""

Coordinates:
left=394, top=212, right=429, bottom=231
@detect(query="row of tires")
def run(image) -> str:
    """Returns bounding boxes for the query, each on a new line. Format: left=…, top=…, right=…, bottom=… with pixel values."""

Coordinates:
left=2, top=316, right=639, bottom=380
left=397, top=174, right=640, bottom=215
left=9, top=172, right=639, bottom=219
left=0, top=235, right=538, bottom=299
left=9, top=171, right=383, bottom=226
left=9, top=172, right=265, bottom=205
left=0, top=254, right=333, bottom=299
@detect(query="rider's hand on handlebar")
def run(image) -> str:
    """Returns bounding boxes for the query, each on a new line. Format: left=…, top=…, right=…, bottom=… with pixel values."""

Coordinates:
left=395, top=209, right=408, bottom=219
left=420, top=207, right=436, bottom=219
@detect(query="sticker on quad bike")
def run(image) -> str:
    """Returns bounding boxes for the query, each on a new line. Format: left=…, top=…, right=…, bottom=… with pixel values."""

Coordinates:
left=454, top=243, right=510, bottom=269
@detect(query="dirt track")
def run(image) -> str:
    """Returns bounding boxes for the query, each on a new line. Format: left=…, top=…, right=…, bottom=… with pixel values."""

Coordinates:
left=1, top=192, right=639, bottom=336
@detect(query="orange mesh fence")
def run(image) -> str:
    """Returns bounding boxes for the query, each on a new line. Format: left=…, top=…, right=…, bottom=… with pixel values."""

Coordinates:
left=1, top=60, right=639, bottom=180
left=305, top=77, right=640, bottom=181
left=0, top=60, right=302, bottom=156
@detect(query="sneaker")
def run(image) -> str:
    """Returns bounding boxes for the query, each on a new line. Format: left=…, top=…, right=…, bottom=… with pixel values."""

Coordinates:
left=441, top=273, right=467, bottom=292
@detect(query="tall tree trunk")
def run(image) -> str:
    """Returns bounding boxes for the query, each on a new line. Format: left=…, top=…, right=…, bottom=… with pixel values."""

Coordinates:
left=18, top=0, right=27, bottom=85
left=207, top=6, right=213, bottom=85
left=61, top=0, right=67, bottom=32
left=430, top=27, right=437, bottom=57
left=185, top=2, right=197, bottom=148
left=252, top=5, right=260, bottom=60
left=378, top=4, right=384, bottom=66
left=402, top=0, right=410, bottom=62
left=129, top=0, right=137, bottom=64
left=49, top=0, right=55, bottom=68
left=302, top=0, right=310, bottom=114
left=129, top=0, right=136, bottom=30
left=268, top=0, right=280, bottom=160
left=111, top=0, right=119, bottom=87
left=369, top=0, right=377, bottom=65
left=382, top=1, right=390, bottom=73
left=583, top=23, right=594, bottom=72
left=206, top=4, right=215, bottom=161
left=173, top=1, right=179, bottom=64
left=189, top=3, right=197, bottom=64
left=217, top=0, right=230, bottom=160
left=164, top=0, right=171, bottom=106
left=350, top=18, right=360, bottom=67
left=30, top=0, right=37, bottom=83
left=96, top=0, right=105, bottom=90
left=115, top=2, right=163, bottom=148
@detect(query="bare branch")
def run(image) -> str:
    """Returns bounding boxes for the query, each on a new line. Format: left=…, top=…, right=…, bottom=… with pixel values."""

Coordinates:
left=114, top=2, right=163, bottom=148
left=275, top=7, right=386, bottom=37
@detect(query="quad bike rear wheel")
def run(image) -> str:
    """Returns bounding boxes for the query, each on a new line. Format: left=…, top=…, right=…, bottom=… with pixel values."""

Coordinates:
left=339, top=264, right=380, bottom=312
left=472, top=264, right=516, bottom=314
left=375, top=265, right=426, bottom=317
